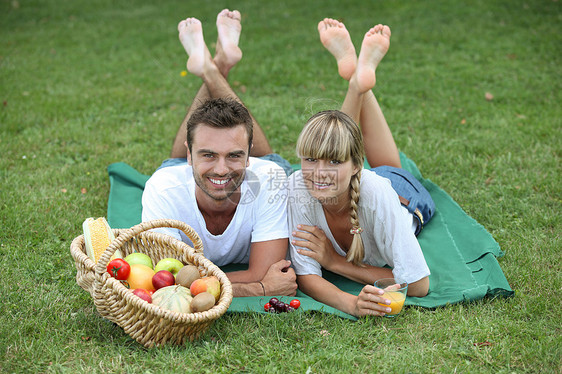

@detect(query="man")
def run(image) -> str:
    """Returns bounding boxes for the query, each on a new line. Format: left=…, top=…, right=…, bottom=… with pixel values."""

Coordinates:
left=142, top=10, right=297, bottom=297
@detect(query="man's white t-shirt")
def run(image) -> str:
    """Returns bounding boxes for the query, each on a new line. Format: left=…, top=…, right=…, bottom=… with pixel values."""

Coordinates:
left=142, top=157, right=289, bottom=266
left=288, top=169, right=430, bottom=284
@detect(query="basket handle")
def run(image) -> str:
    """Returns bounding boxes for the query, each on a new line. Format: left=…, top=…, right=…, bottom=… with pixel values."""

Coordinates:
left=95, top=219, right=204, bottom=276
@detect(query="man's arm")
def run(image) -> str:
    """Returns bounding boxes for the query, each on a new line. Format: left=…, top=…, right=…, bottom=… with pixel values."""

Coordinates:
left=226, top=239, right=297, bottom=297
left=231, top=259, right=297, bottom=297
left=227, top=239, right=287, bottom=283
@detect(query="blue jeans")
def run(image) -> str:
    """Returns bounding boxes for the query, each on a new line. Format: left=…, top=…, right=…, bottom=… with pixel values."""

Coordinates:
left=157, top=153, right=294, bottom=176
left=372, top=166, right=435, bottom=235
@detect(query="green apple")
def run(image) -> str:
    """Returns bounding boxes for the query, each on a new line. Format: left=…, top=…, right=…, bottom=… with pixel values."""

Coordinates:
left=124, top=252, right=154, bottom=269
left=154, top=258, right=184, bottom=276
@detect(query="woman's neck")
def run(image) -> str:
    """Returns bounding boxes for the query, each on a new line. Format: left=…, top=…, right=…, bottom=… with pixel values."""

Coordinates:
left=321, top=191, right=351, bottom=217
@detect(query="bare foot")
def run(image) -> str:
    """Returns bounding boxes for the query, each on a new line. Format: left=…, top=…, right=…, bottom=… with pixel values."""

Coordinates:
left=318, top=18, right=357, bottom=81
left=355, top=24, right=391, bottom=92
left=214, top=9, right=242, bottom=76
left=178, top=17, right=212, bottom=77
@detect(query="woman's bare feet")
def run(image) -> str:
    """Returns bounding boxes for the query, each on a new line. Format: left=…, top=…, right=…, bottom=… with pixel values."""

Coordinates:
left=214, top=9, right=242, bottom=77
left=354, top=24, right=391, bottom=93
left=177, top=17, right=212, bottom=77
left=318, top=18, right=357, bottom=81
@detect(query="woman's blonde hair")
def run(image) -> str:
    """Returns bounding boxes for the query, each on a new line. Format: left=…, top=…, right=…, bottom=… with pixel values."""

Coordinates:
left=296, top=110, right=366, bottom=266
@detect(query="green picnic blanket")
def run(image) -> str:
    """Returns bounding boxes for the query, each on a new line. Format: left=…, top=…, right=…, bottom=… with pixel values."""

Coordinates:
left=107, top=153, right=513, bottom=320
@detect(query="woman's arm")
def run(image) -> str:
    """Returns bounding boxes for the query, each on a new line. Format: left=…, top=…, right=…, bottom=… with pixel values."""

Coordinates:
left=292, top=224, right=393, bottom=284
left=328, top=254, right=394, bottom=284
left=293, top=224, right=429, bottom=296
left=406, top=276, right=429, bottom=297
left=297, top=274, right=393, bottom=317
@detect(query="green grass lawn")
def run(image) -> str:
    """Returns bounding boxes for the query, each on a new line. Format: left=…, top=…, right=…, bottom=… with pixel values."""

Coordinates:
left=1, top=0, right=560, bottom=372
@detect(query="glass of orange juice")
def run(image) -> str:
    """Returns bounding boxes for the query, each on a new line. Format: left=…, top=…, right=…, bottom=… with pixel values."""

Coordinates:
left=374, top=278, right=408, bottom=317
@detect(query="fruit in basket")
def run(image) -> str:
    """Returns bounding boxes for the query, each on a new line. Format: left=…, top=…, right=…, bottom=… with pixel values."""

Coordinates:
left=175, top=265, right=201, bottom=288
left=132, top=288, right=152, bottom=303
left=82, top=217, right=122, bottom=262
left=154, top=258, right=184, bottom=275
left=125, top=252, right=154, bottom=269
left=127, top=264, right=156, bottom=291
left=152, top=270, right=175, bottom=290
left=191, top=292, right=216, bottom=312
left=152, top=285, right=193, bottom=313
left=107, top=258, right=131, bottom=280
left=190, top=276, right=221, bottom=301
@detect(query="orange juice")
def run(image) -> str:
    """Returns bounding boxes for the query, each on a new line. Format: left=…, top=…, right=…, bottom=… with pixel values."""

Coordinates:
left=379, top=291, right=406, bottom=315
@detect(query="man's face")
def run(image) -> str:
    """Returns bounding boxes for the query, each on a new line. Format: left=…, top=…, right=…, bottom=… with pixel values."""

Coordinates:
left=187, top=124, right=250, bottom=203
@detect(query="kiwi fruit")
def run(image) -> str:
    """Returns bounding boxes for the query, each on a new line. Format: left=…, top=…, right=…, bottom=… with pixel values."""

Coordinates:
left=191, top=292, right=216, bottom=312
left=175, top=265, right=200, bottom=288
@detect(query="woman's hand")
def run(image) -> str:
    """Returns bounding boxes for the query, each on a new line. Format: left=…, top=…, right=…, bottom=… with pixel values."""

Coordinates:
left=292, top=224, right=341, bottom=270
left=353, top=285, right=392, bottom=317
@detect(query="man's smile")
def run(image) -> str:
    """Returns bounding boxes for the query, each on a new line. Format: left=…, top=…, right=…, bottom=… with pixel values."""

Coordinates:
left=209, top=177, right=231, bottom=186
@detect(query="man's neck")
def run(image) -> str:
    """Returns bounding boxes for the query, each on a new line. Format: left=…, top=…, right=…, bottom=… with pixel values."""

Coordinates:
left=195, top=188, right=240, bottom=235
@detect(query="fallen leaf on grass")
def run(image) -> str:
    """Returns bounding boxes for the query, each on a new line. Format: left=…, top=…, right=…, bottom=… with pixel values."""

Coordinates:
left=460, top=118, right=466, bottom=125
left=61, top=188, right=67, bottom=193
left=485, top=92, right=494, bottom=101
left=319, top=329, right=330, bottom=337
left=81, top=188, right=87, bottom=194
left=474, top=341, right=492, bottom=347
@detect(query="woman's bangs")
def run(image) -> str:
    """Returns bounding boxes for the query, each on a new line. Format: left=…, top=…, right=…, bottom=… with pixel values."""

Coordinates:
left=297, top=121, right=351, bottom=162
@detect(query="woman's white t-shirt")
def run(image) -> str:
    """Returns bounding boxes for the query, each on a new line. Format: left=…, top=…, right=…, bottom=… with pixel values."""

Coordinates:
left=287, top=169, right=430, bottom=284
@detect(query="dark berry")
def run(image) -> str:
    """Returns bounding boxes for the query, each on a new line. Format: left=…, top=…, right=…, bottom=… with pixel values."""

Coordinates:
left=268, top=307, right=277, bottom=313
left=286, top=306, right=295, bottom=312
left=269, top=297, right=279, bottom=307
left=277, top=302, right=286, bottom=312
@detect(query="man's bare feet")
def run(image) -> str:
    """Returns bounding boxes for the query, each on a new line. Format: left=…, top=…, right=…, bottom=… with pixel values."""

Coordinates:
left=354, top=24, right=391, bottom=93
left=178, top=17, right=212, bottom=77
left=318, top=18, right=357, bottom=81
left=214, top=9, right=242, bottom=77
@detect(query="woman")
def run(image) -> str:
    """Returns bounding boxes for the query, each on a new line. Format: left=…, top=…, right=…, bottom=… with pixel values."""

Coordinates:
left=288, top=20, right=434, bottom=317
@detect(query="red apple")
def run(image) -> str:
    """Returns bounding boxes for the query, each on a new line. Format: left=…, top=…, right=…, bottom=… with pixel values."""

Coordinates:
left=132, top=288, right=152, bottom=303
left=152, top=270, right=175, bottom=290
left=190, top=276, right=221, bottom=301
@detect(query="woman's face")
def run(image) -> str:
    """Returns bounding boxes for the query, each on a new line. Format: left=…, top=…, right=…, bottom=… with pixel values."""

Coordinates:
left=300, top=157, right=359, bottom=205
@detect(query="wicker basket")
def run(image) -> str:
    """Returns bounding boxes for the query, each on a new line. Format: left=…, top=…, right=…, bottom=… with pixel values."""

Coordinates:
left=70, top=219, right=233, bottom=348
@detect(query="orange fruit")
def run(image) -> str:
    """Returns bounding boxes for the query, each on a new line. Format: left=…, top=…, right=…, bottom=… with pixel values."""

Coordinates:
left=127, top=264, right=156, bottom=291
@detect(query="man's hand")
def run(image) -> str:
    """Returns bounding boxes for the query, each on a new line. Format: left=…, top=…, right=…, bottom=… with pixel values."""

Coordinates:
left=261, top=259, right=297, bottom=296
